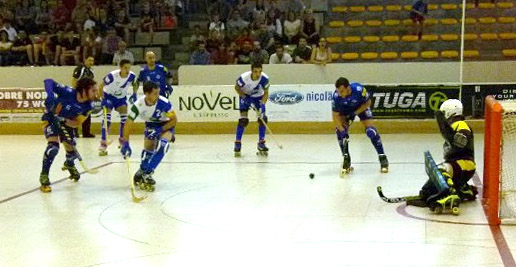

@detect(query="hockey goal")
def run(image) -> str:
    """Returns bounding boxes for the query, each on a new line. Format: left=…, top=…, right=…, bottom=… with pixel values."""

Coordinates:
left=483, top=96, right=516, bottom=225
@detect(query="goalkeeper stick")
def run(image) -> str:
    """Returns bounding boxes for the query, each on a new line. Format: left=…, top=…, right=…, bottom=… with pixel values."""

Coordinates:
left=252, top=107, right=283, bottom=150
left=125, top=155, right=147, bottom=203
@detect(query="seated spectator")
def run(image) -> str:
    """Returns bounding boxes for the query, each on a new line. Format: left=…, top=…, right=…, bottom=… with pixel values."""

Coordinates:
left=208, top=0, right=231, bottom=22
left=10, top=30, right=34, bottom=65
left=81, top=28, right=101, bottom=62
left=300, top=9, right=320, bottom=46
left=228, top=41, right=239, bottom=56
left=249, top=40, right=268, bottom=64
left=280, top=0, right=304, bottom=14
left=234, top=39, right=252, bottom=64
left=35, top=0, right=52, bottom=32
left=210, top=42, right=233, bottom=65
left=15, top=0, right=36, bottom=33
left=95, top=9, right=112, bottom=36
left=114, top=9, right=134, bottom=43
left=1, top=19, right=17, bottom=42
left=0, top=30, right=13, bottom=66
left=190, top=25, right=206, bottom=51
left=310, top=37, right=332, bottom=65
left=234, top=27, right=253, bottom=48
left=256, top=23, right=275, bottom=54
left=139, top=1, right=155, bottom=42
left=265, top=9, right=282, bottom=38
left=269, top=44, right=292, bottom=64
left=253, top=0, right=267, bottom=20
left=59, top=29, right=81, bottom=65
left=160, top=6, right=178, bottom=29
left=112, top=41, right=134, bottom=65
left=233, top=0, right=253, bottom=21
left=50, top=0, right=70, bottom=31
left=32, top=31, right=51, bottom=65
left=189, top=41, right=211, bottom=65
left=410, top=0, right=428, bottom=39
left=71, top=0, right=89, bottom=33
left=208, top=14, right=225, bottom=37
left=83, top=12, right=96, bottom=31
left=205, top=30, right=222, bottom=53
left=292, top=37, right=311, bottom=63
left=283, top=10, right=301, bottom=45
left=226, top=9, right=249, bottom=39
left=100, top=28, right=122, bottom=64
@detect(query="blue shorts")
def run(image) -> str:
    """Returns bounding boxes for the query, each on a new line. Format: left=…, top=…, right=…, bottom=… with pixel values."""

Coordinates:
left=239, top=96, right=263, bottom=112
left=144, top=121, right=174, bottom=139
left=102, top=93, right=127, bottom=110
left=340, top=108, right=374, bottom=121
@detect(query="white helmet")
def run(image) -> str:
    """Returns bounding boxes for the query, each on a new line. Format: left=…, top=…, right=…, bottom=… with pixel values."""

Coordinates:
left=439, top=99, right=463, bottom=119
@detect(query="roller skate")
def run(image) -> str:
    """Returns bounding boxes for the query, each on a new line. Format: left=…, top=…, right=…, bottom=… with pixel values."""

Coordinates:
left=458, top=184, right=478, bottom=202
left=98, top=141, right=108, bottom=156
left=429, top=194, right=461, bottom=215
left=39, top=173, right=52, bottom=193
left=340, top=153, right=353, bottom=177
left=234, top=141, right=242, bottom=157
left=379, top=154, right=389, bottom=173
left=256, top=141, right=268, bottom=156
left=134, top=169, right=155, bottom=192
left=62, top=162, right=80, bottom=182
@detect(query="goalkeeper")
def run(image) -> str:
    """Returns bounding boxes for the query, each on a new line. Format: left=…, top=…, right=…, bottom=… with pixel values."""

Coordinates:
left=409, top=99, right=478, bottom=212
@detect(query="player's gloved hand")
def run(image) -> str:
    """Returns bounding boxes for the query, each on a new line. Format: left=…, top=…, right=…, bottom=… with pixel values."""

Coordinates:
left=120, top=140, right=132, bottom=157
left=165, top=84, right=174, bottom=96
left=129, top=93, right=137, bottom=104
left=145, top=127, right=163, bottom=140
left=259, top=103, right=266, bottom=117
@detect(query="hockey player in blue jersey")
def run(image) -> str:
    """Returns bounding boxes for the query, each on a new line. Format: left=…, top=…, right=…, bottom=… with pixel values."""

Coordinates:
left=233, top=62, right=270, bottom=157
left=120, top=81, right=177, bottom=191
left=98, top=59, right=138, bottom=156
left=137, top=51, right=173, bottom=98
left=39, top=77, right=99, bottom=192
left=332, top=77, right=389, bottom=176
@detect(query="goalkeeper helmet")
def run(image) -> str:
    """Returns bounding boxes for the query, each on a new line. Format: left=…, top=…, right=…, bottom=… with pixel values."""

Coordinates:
left=439, top=99, right=463, bottom=119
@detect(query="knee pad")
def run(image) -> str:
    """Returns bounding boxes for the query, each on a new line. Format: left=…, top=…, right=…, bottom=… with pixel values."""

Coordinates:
left=156, top=138, right=170, bottom=154
left=238, top=118, right=249, bottom=128
left=45, top=142, right=59, bottom=158
left=365, top=126, right=380, bottom=141
left=258, top=116, right=268, bottom=126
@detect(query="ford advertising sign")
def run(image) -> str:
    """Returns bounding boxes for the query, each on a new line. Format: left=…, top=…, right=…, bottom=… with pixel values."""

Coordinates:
left=269, top=91, right=304, bottom=105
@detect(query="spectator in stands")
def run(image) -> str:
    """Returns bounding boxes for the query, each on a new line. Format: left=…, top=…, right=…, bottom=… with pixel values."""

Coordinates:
left=283, top=10, right=301, bottom=45
left=226, top=9, right=249, bottom=39
left=0, top=3, right=14, bottom=22
left=249, top=40, right=268, bottom=64
left=35, top=0, right=51, bottom=32
left=189, top=41, right=211, bottom=65
left=234, top=27, right=253, bottom=48
left=15, top=0, right=36, bottom=33
left=114, top=9, right=134, bottom=43
left=206, top=29, right=223, bottom=53
left=233, top=0, right=252, bottom=21
left=50, top=0, right=70, bottom=30
left=301, top=9, right=320, bottom=45
left=11, top=30, right=34, bottom=65
left=256, top=23, right=275, bottom=54
left=32, top=31, right=50, bottom=65
left=310, top=37, right=332, bottom=65
left=81, top=28, right=101, bottom=62
left=95, top=9, right=112, bottom=35
left=83, top=11, right=96, bottom=31
left=208, top=0, right=231, bottom=22
left=189, top=25, right=206, bottom=51
left=1, top=19, right=17, bottom=42
left=281, top=0, right=304, bottom=14
left=292, top=37, right=311, bottom=63
left=228, top=40, right=239, bottom=56
left=71, top=0, right=89, bottom=33
left=139, top=1, right=155, bottom=43
left=100, top=28, right=122, bottom=64
left=265, top=9, right=282, bottom=38
left=160, top=5, right=178, bottom=29
left=59, top=29, right=81, bottom=66
left=112, top=40, right=134, bottom=65
left=410, top=0, right=428, bottom=40
left=210, top=42, right=233, bottom=64
left=253, top=0, right=267, bottom=20
left=208, top=14, right=225, bottom=36
left=234, top=39, right=252, bottom=64
left=269, top=44, right=292, bottom=64
left=266, top=0, right=282, bottom=21
left=0, top=30, right=12, bottom=66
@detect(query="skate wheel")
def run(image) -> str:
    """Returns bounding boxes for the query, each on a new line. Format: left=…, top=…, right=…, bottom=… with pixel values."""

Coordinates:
left=39, top=186, right=52, bottom=193
left=234, top=152, right=241, bottom=157
left=146, top=185, right=155, bottom=192
left=99, top=151, right=108, bottom=156
left=434, top=206, right=443, bottom=214
left=381, top=167, right=388, bottom=173
left=452, top=207, right=460, bottom=215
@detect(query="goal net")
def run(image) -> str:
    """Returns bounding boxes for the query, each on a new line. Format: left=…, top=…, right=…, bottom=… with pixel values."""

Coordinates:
left=483, top=96, right=516, bottom=225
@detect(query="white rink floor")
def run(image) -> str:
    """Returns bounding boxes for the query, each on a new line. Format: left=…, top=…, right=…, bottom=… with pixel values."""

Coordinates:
left=0, top=133, right=515, bottom=267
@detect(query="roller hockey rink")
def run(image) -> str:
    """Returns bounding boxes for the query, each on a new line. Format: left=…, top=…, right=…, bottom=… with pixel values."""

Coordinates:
left=1, top=133, right=515, bottom=266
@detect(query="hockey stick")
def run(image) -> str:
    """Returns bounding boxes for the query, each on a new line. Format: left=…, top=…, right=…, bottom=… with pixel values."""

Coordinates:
left=50, top=114, right=98, bottom=174
left=252, top=107, right=283, bottom=150
left=102, top=107, right=114, bottom=146
left=376, top=186, right=419, bottom=203
left=125, top=155, right=147, bottom=202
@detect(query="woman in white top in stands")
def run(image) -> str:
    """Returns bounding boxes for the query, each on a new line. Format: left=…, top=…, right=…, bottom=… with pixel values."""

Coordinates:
left=310, top=37, right=332, bottom=65
left=283, top=10, right=301, bottom=44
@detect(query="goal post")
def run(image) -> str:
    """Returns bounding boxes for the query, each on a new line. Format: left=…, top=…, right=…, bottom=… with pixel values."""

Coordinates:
left=483, top=96, right=516, bottom=225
